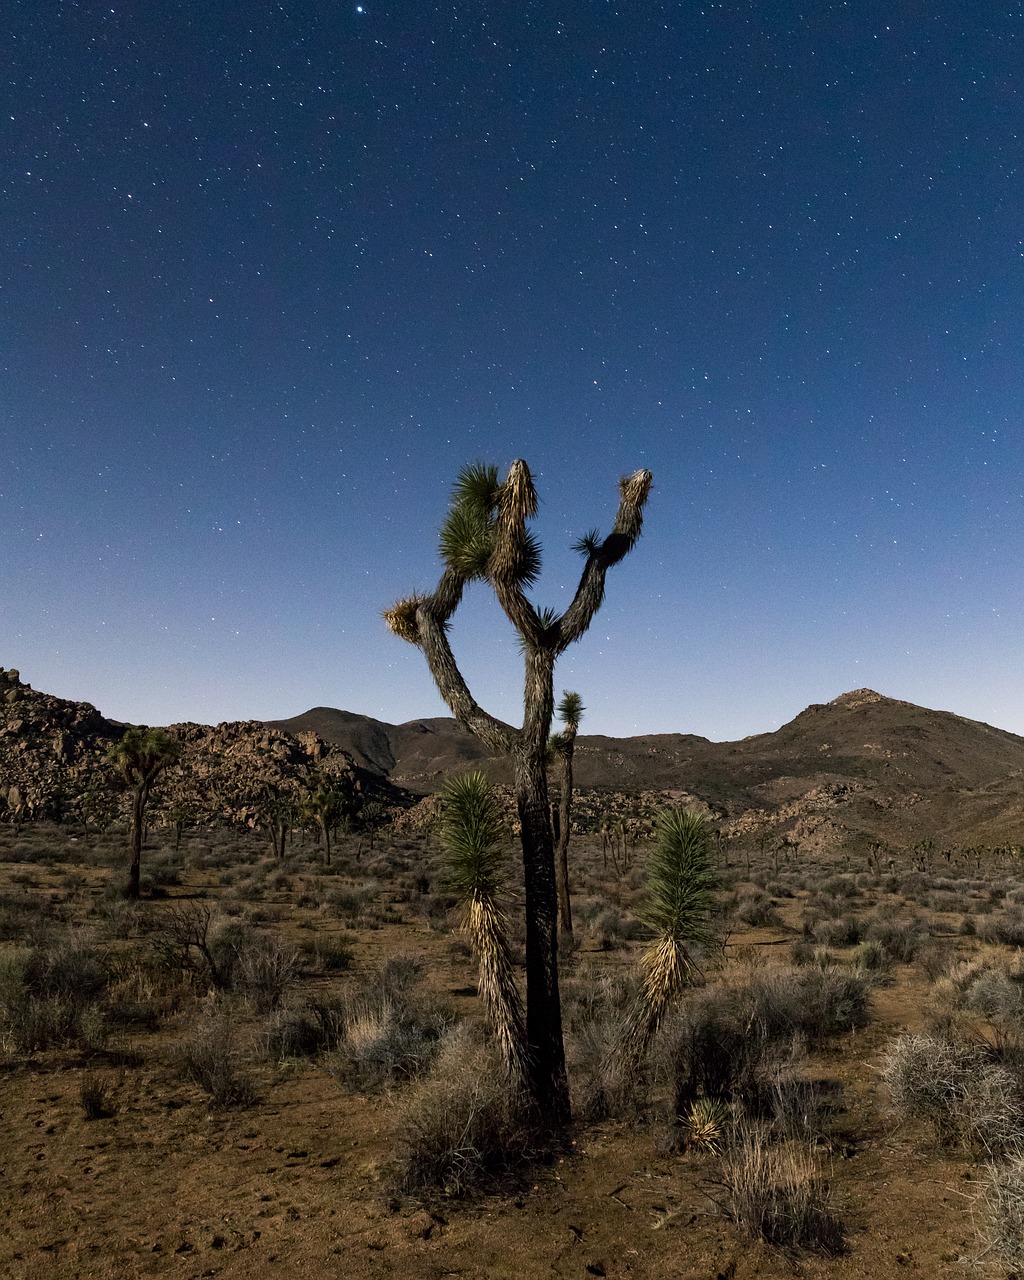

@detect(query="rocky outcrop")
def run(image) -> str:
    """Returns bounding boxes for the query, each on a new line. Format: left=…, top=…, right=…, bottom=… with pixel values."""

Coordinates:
left=0, top=667, right=403, bottom=827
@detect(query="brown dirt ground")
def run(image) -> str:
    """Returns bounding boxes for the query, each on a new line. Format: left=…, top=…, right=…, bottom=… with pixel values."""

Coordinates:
left=0, top=828, right=1010, bottom=1280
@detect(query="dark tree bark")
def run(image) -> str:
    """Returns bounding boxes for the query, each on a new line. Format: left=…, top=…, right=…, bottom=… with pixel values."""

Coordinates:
left=385, top=462, right=651, bottom=1128
left=127, top=783, right=148, bottom=900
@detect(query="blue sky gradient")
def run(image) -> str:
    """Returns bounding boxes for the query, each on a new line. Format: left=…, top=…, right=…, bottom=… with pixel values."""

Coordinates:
left=3, top=3, right=1023, bottom=740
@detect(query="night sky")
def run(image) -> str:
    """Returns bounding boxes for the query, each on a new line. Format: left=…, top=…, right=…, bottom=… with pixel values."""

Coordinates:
left=4, top=3, right=1024, bottom=741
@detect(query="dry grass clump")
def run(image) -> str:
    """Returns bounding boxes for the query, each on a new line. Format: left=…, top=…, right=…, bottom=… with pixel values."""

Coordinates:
left=562, top=966, right=645, bottom=1120
left=721, top=1130, right=845, bottom=1254
left=661, top=967, right=859, bottom=1140
left=0, top=929, right=109, bottom=1053
left=735, top=891, right=780, bottom=927
left=981, top=1151, right=1024, bottom=1271
left=259, top=996, right=347, bottom=1060
left=880, top=1033, right=1024, bottom=1153
left=332, top=954, right=456, bottom=1091
left=395, top=1025, right=539, bottom=1198
left=175, top=1010, right=258, bottom=1107
left=861, top=908, right=927, bottom=963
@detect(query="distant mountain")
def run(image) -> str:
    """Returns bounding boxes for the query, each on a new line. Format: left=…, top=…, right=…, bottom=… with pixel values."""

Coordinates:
left=270, top=689, right=1024, bottom=853
left=5, top=662, right=1024, bottom=854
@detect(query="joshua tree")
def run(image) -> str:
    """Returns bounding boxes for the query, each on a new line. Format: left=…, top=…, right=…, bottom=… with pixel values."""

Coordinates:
left=438, top=771, right=529, bottom=1085
left=301, top=771, right=357, bottom=866
left=106, top=727, right=182, bottom=899
left=617, top=808, right=720, bottom=1065
left=548, top=691, right=584, bottom=942
left=384, top=460, right=652, bottom=1124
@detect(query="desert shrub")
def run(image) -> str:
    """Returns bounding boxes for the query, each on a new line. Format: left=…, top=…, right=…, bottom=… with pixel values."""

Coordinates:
left=851, top=939, right=891, bottom=975
left=231, top=933, right=297, bottom=1012
left=742, top=966, right=871, bottom=1046
left=978, top=909, right=1024, bottom=947
left=297, top=936, right=353, bottom=973
left=176, top=1012, right=257, bottom=1107
left=581, top=904, right=644, bottom=949
left=0, top=931, right=109, bottom=1053
left=395, top=1026, right=538, bottom=1197
left=722, top=1131, right=845, bottom=1254
left=260, top=997, right=347, bottom=1060
left=326, top=882, right=377, bottom=920
left=79, top=1071, right=114, bottom=1119
left=820, top=875, right=859, bottom=899
left=0, top=891, right=55, bottom=942
left=333, top=954, right=456, bottom=1091
left=862, top=910, right=927, bottom=963
left=736, top=892, right=779, bottom=927
left=981, top=1152, right=1024, bottom=1271
left=880, top=1034, right=1024, bottom=1153
left=809, top=916, right=861, bottom=947
left=562, top=967, right=645, bottom=1120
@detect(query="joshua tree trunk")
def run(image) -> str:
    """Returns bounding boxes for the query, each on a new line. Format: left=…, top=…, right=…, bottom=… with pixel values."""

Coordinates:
left=128, top=782, right=148, bottom=900
left=555, top=751, right=574, bottom=938
left=385, top=461, right=651, bottom=1127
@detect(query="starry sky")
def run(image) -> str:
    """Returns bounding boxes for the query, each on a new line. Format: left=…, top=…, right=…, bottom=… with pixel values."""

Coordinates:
left=3, top=2, right=1024, bottom=742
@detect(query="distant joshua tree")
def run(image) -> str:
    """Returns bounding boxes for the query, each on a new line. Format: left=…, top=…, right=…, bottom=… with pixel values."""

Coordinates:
left=548, top=691, right=584, bottom=942
left=385, top=460, right=651, bottom=1125
left=106, top=727, right=182, bottom=899
left=301, top=770, right=358, bottom=865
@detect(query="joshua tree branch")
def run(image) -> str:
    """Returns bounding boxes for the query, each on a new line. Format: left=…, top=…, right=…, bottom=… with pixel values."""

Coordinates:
left=415, top=586, right=519, bottom=756
left=555, top=469, right=652, bottom=653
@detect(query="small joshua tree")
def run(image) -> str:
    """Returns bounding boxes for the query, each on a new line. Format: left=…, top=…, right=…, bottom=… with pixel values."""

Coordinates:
left=617, top=808, right=720, bottom=1065
left=549, top=691, right=584, bottom=942
left=385, top=460, right=652, bottom=1124
left=106, top=727, right=182, bottom=899
left=439, top=771, right=529, bottom=1085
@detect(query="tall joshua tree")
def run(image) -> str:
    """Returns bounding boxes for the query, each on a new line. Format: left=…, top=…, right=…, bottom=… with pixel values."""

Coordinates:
left=106, top=727, right=182, bottom=900
left=549, top=691, right=584, bottom=942
left=385, top=460, right=652, bottom=1124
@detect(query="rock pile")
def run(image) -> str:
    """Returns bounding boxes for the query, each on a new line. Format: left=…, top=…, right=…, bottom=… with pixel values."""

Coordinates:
left=0, top=667, right=402, bottom=828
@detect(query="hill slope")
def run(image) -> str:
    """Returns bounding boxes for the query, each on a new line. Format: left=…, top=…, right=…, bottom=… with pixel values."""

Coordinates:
left=271, top=689, right=1024, bottom=852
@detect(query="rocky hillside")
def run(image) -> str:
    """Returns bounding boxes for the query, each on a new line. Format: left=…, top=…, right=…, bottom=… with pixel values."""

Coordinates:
left=0, top=667, right=402, bottom=828
left=273, top=689, right=1024, bottom=854
left=6, top=664, right=1024, bottom=854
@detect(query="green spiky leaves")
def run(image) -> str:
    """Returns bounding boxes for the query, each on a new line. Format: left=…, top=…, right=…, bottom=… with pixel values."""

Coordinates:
left=106, top=727, right=182, bottom=786
left=439, top=463, right=499, bottom=581
left=617, top=808, right=720, bottom=1065
left=556, top=691, right=585, bottom=731
left=641, top=808, right=719, bottom=952
left=438, top=770, right=510, bottom=903
left=438, top=771, right=529, bottom=1083
left=572, top=529, right=602, bottom=557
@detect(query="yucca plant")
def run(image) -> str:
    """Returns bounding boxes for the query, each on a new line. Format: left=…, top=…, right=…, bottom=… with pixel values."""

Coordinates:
left=618, top=808, right=720, bottom=1064
left=385, top=461, right=652, bottom=1125
left=548, top=691, right=584, bottom=941
left=438, top=772, right=529, bottom=1085
left=681, top=1095, right=730, bottom=1154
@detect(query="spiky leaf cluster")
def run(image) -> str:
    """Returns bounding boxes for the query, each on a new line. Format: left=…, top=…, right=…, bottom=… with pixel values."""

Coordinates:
left=438, top=771, right=510, bottom=903
left=106, top=727, right=181, bottom=786
left=383, top=595, right=425, bottom=644
left=615, top=809, right=720, bottom=1065
left=438, top=463, right=500, bottom=581
left=438, top=771, right=528, bottom=1082
left=641, top=808, right=719, bottom=952
left=556, top=691, right=585, bottom=732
